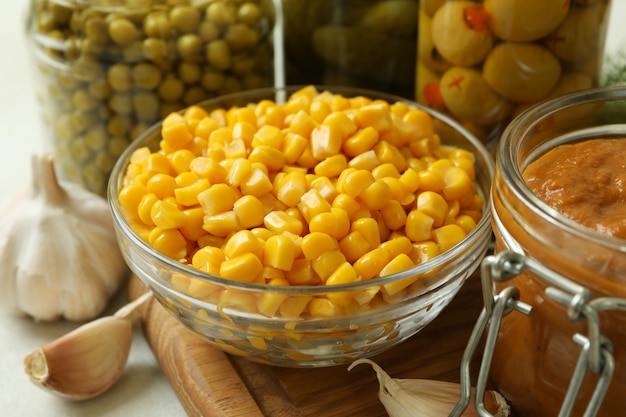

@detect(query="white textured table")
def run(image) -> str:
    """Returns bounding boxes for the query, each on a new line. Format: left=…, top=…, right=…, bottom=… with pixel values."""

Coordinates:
left=0, top=1, right=625, bottom=416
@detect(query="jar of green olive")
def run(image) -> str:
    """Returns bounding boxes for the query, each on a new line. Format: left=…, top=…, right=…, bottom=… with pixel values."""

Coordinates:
left=281, top=0, right=419, bottom=99
left=417, top=0, right=612, bottom=146
left=26, top=0, right=277, bottom=196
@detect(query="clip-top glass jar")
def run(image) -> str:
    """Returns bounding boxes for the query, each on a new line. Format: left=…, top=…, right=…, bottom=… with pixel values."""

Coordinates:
left=25, top=0, right=276, bottom=196
left=417, top=0, right=613, bottom=146
left=482, top=87, right=626, bottom=417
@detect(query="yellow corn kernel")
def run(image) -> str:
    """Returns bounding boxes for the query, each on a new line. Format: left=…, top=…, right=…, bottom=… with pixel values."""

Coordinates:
left=359, top=179, right=392, bottom=211
left=410, top=241, right=441, bottom=264
left=138, top=193, right=159, bottom=226
left=374, top=210, right=391, bottom=243
left=380, top=177, right=412, bottom=206
left=332, top=193, right=361, bottom=221
left=250, top=124, right=282, bottom=148
left=311, top=250, right=346, bottom=281
left=350, top=217, right=381, bottom=250
left=300, top=232, right=339, bottom=261
left=455, top=214, right=477, bottom=233
left=308, top=297, right=341, bottom=318
left=443, top=166, right=473, bottom=201
left=399, top=168, right=420, bottom=194
left=297, top=189, right=332, bottom=223
left=257, top=277, right=290, bottom=317
left=342, top=126, right=379, bottom=157
left=203, top=211, right=240, bottom=237
left=197, top=183, right=237, bottom=216
left=262, top=266, right=285, bottom=281
left=339, top=230, right=370, bottom=263
left=418, top=169, right=445, bottom=192
left=169, top=149, right=196, bottom=175
left=261, top=104, right=287, bottom=128
left=233, top=195, right=265, bottom=229
left=372, top=163, right=400, bottom=180
left=296, top=146, right=319, bottom=169
left=309, top=176, right=338, bottom=202
left=379, top=235, right=413, bottom=260
left=417, top=191, right=449, bottom=227
left=223, top=230, right=264, bottom=259
left=285, top=258, right=319, bottom=285
left=187, top=278, right=221, bottom=301
left=148, top=227, right=187, bottom=260
left=224, top=138, right=247, bottom=159
left=325, top=262, right=359, bottom=306
left=337, top=169, right=375, bottom=198
left=281, top=132, right=309, bottom=165
left=353, top=247, right=390, bottom=280
left=264, top=234, right=296, bottom=271
left=309, top=99, right=332, bottom=123
left=231, top=121, right=256, bottom=146
left=374, top=141, right=407, bottom=173
left=380, top=254, right=418, bottom=296
left=219, top=252, right=263, bottom=282
left=248, top=227, right=273, bottom=242
left=174, top=178, right=210, bottom=207
left=321, top=110, right=357, bottom=138
left=175, top=171, right=200, bottom=188
left=171, top=273, right=191, bottom=292
left=145, top=152, right=171, bottom=174
left=348, top=150, right=380, bottom=171
left=248, top=145, right=286, bottom=172
left=180, top=207, right=206, bottom=241
left=380, top=200, right=408, bottom=231
left=192, top=245, right=226, bottom=274
left=403, top=108, right=434, bottom=140
left=433, top=224, right=467, bottom=252
left=225, top=157, right=252, bottom=187
left=289, top=109, right=317, bottom=138
left=259, top=193, right=286, bottom=214
left=208, top=126, right=231, bottom=147
left=311, top=124, right=342, bottom=160
left=195, top=116, right=221, bottom=139
left=405, top=209, right=435, bottom=242
left=189, top=157, right=224, bottom=183
left=240, top=166, right=273, bottom=197
left=284, top=210, right=308, bottom=240
left=308, top=208, right=350, bottom=240
left=162, top=112, right=193, bottom=149
left=279, top=295, right=312, bottom=319
left=275, top=170, right=307, bottom=207
left=151, top=199, right=186, bottom=229
left=314, top=154, right=348, bottom=179
left=119, top=182, right=147, bottom=218
left=451, top=155, right=476, bottom=180
left=146, top=173, right=176, bottom=199
left=354, top=101, right=392, bottom=133
left=264, top=210, right=303, bottom=235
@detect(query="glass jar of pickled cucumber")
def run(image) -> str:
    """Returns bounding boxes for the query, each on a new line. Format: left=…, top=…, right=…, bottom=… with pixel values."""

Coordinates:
left=25, top=0, right=277, bottom=196
left=281, top=0, right=419, bottom=99
left=417, top=0, right=612, bottom=146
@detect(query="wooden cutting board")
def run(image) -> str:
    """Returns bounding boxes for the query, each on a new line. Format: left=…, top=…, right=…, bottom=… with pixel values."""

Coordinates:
left=127, top=272, right=485, bottom=417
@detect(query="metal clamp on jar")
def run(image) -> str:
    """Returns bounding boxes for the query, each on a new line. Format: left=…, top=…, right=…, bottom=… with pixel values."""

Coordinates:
left=449, top=87, right=626, bottom=417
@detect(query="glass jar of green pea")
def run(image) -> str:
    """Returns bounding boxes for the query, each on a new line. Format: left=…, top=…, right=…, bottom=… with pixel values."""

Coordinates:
left=26, top=0, right=277, bottom=196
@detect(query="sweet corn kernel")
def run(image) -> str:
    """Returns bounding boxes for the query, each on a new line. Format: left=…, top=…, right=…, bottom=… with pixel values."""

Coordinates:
left=339, top=231, right=370, bottom=263
left=145, top=152, right=171, bottom=174
left=380, top=254, right=418, bottom=296
left=332, top=193, right=361, bottom=221
left=289, top=110, right=317, bottom=139
left=264, top=234, right=296, bottom=271
left=275, top=170, right=307, bottom=207
left=355, top=102, right=392, bottom=133
left=224, top=138, right=247, bottom=159
left=233, top=195, right=265, bottom=229
left=262, top=266, right=286, bottom=281
left=146, top=173, right=176, bottom=199
left=350, top=217, right=381, bottom=249
left=174, top=178, right=210, bottom=207
left=162, top=113, right=193, bottom=149
left=169, top=149, right=196, bottom=175
left=203, top=211, right=240, bottom=237
left=148, top=227, right=187, bottom=260
left=308, top=298, right=341, bottom=318
left=151, top=199, right=187, bottom=229
left=309, top=176, right=338, bottom=202
left=342, top=126, right=379, bottom=157
left=455, top=214, right=477, bottom=233
left=379, top=235, right=413, bottom=260
left=432, top=224, right=466, bottom=252
left=300, top=232, right=339, bottom=261
left=405, top=209, right=435, bottom=242
left=281, top=132, right=309, bottom=165
left=190, top=157, right=227, bottom=183
left=325, top=262, right=359, bottom=306
left=359, top=179, right=392, bottom=211
left=297, top=189, right=332, bottom=223
left=180, top=207, right=206, bottom=241
left=192, top=245, right=226, bottom=274
left=372, top=163, right=400, bottom=180
left=226, top=158, right=252, bottom=187
left=279, top=295, right=312, bottom=319
left=219, top=252, right=263, bottom=282
left=322, top=110, right=357, bottom=138
left=418, top=169, right=445, bottom=192
left=417, top=191, right=449, bottom=227
left=285, top=258, right=318, bottom=285
left=311, top=124, right=343, bottom=160
left=264, top=210, right=303, bottom=235
left=338, top=169, right=375, bottom=198
left=443, top=165, right=473, bottom=201
left=223, top=230, right=264, bottom=259
left=312, top=250, right=347, bottom=281
left=195, top=116, right=221, bottom=139
left=197, top=183, right=237, bottom=216
left=240, top=167, right=273, bottom=197
left=249, top=145, right=286, bottom=172
left=257, top=278, right=290, bottom=317
left=314, top=154, right=348, bottom=179
left=138, top=193, right=159, bottom=226
left=348, top=150, right=380, bottom=171
left=308, top=208, right=350, bottom=240
left=410, top=241, right=441, bottom=264
left=175, top=171, right=200, bottom=188
left=374, top=141, right=407, bottom=172
left=353, top=247, right=390, bottom=280
left=380, top=177, right=412, bottom=206
left=232, top=121, right=256, bottom=146
left=119, top=183, right=147, bottom=217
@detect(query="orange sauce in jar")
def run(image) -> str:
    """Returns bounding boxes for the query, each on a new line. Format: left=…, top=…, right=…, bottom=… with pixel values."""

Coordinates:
left=490, top=94, right=626, bottom=417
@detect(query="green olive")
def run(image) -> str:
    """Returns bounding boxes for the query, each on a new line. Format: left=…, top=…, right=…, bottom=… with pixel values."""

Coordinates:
left=431, top=1, right=494, bottom=67
left=484, top=0, right=569, bottom=42
left=237, top=2, right=261, bottom=25
left=483, top=42, right=561, bottom=103
left=207, top=1, right=237, bottom=27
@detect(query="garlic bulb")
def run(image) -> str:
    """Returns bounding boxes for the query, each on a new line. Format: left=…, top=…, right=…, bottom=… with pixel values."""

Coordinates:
left=24, top=291, right=152, bottom=400
left=0, top=153, right=128, bottom=321
left=349, top=359, right=510, bottom=417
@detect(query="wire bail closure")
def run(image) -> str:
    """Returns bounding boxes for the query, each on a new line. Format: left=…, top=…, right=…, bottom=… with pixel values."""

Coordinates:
left=450, top=250, right=625, bottom=417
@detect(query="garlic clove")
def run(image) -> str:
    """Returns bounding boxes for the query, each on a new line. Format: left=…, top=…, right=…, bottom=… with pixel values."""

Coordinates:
left=24, top=291, right=152, bottom=400
left=348, top=359, right=510, bottom=417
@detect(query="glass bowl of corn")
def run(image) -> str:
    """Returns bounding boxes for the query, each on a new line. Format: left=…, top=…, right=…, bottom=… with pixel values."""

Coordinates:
left=108, top=85, right=494, bottom=367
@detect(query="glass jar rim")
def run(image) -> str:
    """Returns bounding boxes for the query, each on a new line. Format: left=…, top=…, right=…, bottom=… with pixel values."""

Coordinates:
left=497, top=85, right=626, bottom=253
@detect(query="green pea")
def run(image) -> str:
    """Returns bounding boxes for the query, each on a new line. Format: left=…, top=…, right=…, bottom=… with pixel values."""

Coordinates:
left=108, top=18, right=137, bottom=46
left=170, top=5, right=200, bottom=33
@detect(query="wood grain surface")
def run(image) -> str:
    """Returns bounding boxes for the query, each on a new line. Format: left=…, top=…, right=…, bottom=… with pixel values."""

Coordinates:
left=128, top=272, right=485, bottom=417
